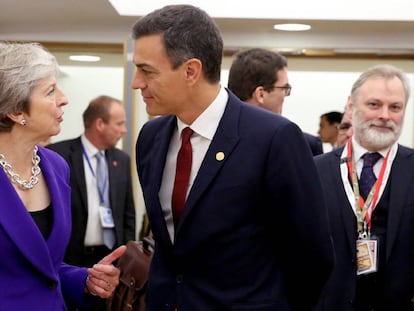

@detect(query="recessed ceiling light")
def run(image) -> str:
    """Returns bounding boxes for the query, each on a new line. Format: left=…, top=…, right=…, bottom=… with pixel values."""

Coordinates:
left=69, top=55, right=101, bottom=62
left=273, top=23, right=311, bottom=31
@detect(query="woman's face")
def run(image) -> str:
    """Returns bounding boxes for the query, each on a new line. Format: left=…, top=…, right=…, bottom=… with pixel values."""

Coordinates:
left=25, top=75, right=68, bottom=141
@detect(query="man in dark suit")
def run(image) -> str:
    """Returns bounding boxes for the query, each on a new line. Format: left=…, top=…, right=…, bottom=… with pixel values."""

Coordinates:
left=314, top=64, right=414, bottom=311
left=318, top=110, right=343, bottom=149
left=228, top=48, right=323, bottom=156
left=132, top=5, right=333, bottom=311
left=48, top=95, right=136, bottom=309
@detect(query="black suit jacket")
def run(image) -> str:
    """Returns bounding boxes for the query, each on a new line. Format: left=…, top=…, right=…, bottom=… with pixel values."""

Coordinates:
left=137, top=90, right=333, bottom=311
left=314, top=145, right=414, bottom=310
left=48, top=137, right=136, bottom=265
left=303, top=132, right=323, bottom=156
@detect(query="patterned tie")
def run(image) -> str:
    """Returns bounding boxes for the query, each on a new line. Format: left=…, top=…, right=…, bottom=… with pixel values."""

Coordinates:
left=359, top=152, right=382, bottom=200
left=172, top=127, right=193, bottom=224
left=95, top=151, right=116, bottom=249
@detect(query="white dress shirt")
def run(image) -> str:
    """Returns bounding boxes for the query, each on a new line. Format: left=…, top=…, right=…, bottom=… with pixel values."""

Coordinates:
left=340, top=137, right=398, bottom=216
left=159, top=86, right=228, bottom=242
left=81, top=135, right=105, bottom=246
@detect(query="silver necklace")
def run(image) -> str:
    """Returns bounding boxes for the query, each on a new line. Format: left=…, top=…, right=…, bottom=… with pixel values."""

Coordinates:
left=0, top=146, right=41, bottom=190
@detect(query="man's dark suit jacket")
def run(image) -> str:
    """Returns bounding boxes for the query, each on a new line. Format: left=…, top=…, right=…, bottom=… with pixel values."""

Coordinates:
left=136, top=90, right=333, bottom=311
left=314, top=145, right=414, bottom=310
left=48, top=137, right=136, bottom=265
left=303, top=132, right=323, bottom=156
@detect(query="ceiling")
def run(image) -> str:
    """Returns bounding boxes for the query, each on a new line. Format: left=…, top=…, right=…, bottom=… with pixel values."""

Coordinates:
left=2, top=0, right=414, bottom=62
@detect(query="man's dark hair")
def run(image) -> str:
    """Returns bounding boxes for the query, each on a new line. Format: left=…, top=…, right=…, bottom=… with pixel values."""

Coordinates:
left=132, top=5, right=223, bottom=83
left=228, top=48, right=287, bottom=101
left=321, top=111, right=343, bottom=125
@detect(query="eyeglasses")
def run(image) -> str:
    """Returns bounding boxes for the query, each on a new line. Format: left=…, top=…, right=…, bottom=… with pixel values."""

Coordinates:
left=273, top=84, right=292, bottom=96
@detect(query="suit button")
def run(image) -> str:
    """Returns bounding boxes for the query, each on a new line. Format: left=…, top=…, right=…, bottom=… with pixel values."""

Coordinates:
left=176, top=275, right=183, bottom=283
left=48, top=281, right=57, bottom=290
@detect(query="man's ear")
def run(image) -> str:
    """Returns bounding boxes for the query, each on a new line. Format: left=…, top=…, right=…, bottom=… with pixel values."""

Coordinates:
left=183, top=58, right=202, bottom=85
left=251, top=86, right=265, bottom=105
left=95, top=118, right=106, bottom=131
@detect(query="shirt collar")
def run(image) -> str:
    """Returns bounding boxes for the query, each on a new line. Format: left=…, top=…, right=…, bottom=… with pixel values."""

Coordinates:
left=176, top=86, right=228, bottom=140
left=81, top=134, right=100, bottom=158
left=351, top=136, right=396, bottom=161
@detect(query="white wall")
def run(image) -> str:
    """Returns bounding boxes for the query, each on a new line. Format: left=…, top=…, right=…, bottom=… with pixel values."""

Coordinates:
left=54, top=65, right=124, bottom=144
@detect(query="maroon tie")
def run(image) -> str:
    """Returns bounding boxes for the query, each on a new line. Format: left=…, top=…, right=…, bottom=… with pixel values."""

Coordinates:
left=172, top=127, right=193, bottom=223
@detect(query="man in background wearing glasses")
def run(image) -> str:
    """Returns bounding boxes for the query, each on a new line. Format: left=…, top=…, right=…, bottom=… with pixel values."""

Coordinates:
left=228, top=48, right=323, bottom=156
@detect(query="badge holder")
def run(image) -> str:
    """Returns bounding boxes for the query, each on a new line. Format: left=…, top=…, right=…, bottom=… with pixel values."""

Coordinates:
left=99, top=205, right=115, bottom=228
left=356, top=221, right=378, bottom=275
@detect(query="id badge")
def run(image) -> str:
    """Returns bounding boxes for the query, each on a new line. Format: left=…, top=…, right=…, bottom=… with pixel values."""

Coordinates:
left=99, top=205, right=115, bottom=228
left=356, top=238, right=378, bottom=275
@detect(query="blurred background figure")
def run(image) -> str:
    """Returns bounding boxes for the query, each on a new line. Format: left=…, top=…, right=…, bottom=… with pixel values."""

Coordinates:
left=48, top=95, right=135, bottom=311
left=228, top=48, right=323, bottom=156
left=336, top=100, right=353, bottom=148
left=318, top=111, right=343, bottom=150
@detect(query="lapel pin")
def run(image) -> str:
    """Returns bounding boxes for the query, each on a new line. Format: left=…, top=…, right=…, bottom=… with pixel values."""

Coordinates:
left=112, top=160, right=118, bottom=167
left=216, top=152, right=225, bottom=161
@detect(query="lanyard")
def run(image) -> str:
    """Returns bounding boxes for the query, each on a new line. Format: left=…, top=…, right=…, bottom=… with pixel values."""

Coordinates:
left=81, top=143, right=108, bottom=204
left=346, top=139, right=390, bottom=236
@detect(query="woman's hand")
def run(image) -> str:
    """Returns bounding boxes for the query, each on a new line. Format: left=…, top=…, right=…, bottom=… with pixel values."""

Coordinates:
left=85, top=245, right=127, bottom=298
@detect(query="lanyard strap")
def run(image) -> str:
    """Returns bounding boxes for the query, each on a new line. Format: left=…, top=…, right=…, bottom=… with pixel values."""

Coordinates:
left=81, top=143, right=108, bottom=204
left=346, top=139, right=390, bottom=234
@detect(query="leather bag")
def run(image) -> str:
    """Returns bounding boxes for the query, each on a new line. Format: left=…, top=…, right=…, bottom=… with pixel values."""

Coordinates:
left=107, top=237, right=154, bottom=311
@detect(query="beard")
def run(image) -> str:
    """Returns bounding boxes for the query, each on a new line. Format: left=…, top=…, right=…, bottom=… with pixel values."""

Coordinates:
left=353, top=110, right=402, bottom=150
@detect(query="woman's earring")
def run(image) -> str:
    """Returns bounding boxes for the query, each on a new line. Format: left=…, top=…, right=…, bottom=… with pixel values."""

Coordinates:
left=20, top=119, right=27, bottom=126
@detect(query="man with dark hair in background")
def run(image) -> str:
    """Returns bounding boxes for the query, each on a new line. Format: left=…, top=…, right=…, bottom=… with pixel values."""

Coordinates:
left=228, top=48, right=323, bottom=156
left=318, top=110, right=343, bottom=148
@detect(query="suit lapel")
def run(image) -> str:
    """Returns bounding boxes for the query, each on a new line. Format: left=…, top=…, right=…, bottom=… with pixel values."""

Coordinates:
left=176, top=94, right=240, bottom=232
left=385, top=146, right=414, bottom=261
left=0, top=149, right=65, bottom=281
left=39, top=148, right=71, bottom=269
left=147, top=118, right=176, bottom=247
left=329, top=149, right=358, bottom=253
left=106, top=148, right=118, bottom=212
left=71, top=138, right=88, bottom=212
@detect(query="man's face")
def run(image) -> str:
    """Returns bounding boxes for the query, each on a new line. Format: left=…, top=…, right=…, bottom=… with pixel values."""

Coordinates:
left=131, top=34, right=188, bottom=117
left=101, top=102, right=127, bottom=148
left=262, top=67, right=289, bottom=114
left=318, top=116, right=339, bottom=145
left=352, top=76, right=406, bottom=151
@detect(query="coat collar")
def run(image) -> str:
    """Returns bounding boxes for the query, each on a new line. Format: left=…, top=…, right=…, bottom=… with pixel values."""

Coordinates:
left=176, top=91, right=240, bottom=234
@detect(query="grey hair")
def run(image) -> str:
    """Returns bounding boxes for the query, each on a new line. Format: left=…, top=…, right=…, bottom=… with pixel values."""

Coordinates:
left=350, top=64, right=411, bottom=106
left=0, top=42, right=60, bottom=131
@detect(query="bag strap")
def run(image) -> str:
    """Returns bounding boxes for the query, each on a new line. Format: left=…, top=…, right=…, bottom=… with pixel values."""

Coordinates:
left=142, top=236, right=155, bottom=252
